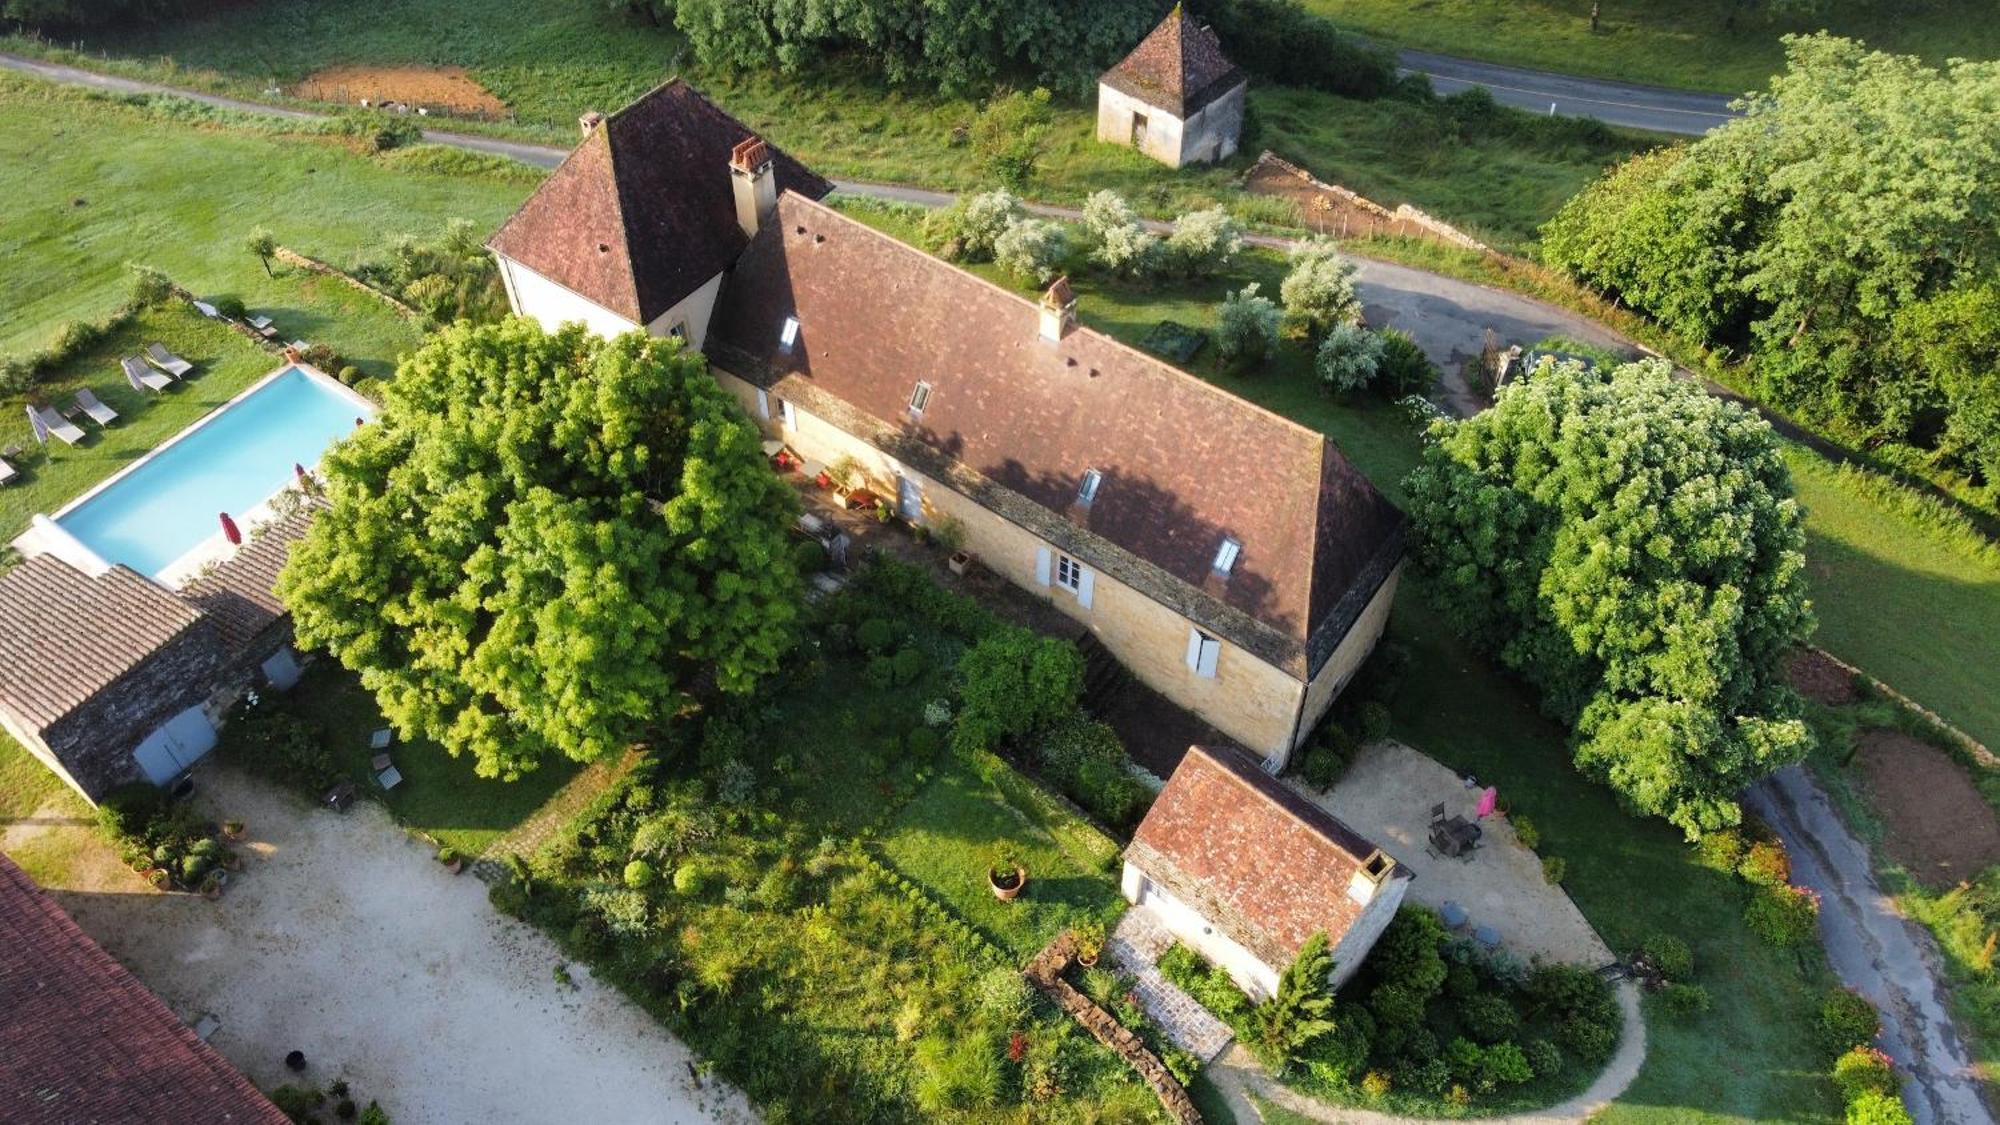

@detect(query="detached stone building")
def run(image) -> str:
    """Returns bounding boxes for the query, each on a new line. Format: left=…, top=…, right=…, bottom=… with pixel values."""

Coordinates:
left=0, top=509, right=314, bottom=803
left=1124, top=745, right=1411, bottom=997
left=492, top=79, right=1404, bottom=768
left=1096, top=6, right=1248, bottom=168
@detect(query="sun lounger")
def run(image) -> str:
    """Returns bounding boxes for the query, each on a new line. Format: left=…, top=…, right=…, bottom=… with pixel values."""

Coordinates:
left=146, top=342, right=194, bottom=377
left=122, top=355, right=173, bottom=393
left=28, top=404, right=85, bottom=446
left=192, top=300, right=220, bottom=319
left=74, top=389, right=118, bottom=426
left=0, top=456, right=16, bottom=486
left=246, top=315, right=273, bottom=331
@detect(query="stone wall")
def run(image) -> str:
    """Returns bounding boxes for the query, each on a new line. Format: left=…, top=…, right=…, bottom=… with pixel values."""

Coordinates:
left=1244, top=152, right=1491, bottom=253
left=1025, top=931, right=1204, bottom=1124
left=43, top=623, right=234, bottom=801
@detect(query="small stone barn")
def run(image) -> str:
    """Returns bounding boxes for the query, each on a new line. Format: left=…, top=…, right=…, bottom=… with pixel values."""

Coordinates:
left=1124, top=744, right=1410, bottom=998
left=1097, top=5, right=1248, bottom=168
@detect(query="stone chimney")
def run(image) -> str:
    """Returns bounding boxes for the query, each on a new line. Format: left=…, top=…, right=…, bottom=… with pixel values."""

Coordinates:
left=579, top=111, right=604, bottom=137
left=730, top=137, right=777, bottom=238
left=1039, top=276, right=1077, bottom=343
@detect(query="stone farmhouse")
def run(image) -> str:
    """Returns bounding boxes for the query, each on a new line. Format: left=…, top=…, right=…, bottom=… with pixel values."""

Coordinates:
left=1126, top=744, right=1409, bottom=997
left=490, top=80, right=1405, bottom=767
left=1095, top=6, right=1248, bottom=168
left=0, top=509, right=311, bottom=803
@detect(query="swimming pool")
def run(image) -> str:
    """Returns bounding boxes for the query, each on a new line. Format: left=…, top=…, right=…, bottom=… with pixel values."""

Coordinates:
left=51, top=365, right=374, bottom=577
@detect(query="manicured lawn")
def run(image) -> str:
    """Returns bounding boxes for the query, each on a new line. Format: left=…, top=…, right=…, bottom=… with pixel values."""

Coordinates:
left=240, top=663, right=582, bottom=857
left=19, top=0, right=1642, bottom=249
left=1302, top=0, right=2000, bottom=95
left=0, top=733, right=96, bottom=885
left=0, top=71, right=522, bottom=358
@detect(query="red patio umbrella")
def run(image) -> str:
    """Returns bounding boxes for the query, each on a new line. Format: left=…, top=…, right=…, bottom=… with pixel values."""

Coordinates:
left=219, top=512, right=242, bottom=546
left=294, top=462, right=308, bottom=481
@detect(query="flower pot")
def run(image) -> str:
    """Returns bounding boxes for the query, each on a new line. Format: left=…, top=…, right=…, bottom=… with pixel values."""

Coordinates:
left=444, top=858, right=465, bottom=875
left=221, top=822, right=245, bottom=842
left=147, top=868, right=170, bottom=890
left=1078, top=951, right=1099, bottom=968
left=948, top=551, right=972, bottom=576
left=988, top=866, right=1027, bottom=902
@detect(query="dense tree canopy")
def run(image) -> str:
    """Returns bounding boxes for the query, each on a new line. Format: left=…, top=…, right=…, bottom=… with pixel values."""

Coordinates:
left=1405, top=359, right=1814, bottom=836
left=1542, top=35, right=2000, bottom=498
left=280, top=320, right=801, bottom=778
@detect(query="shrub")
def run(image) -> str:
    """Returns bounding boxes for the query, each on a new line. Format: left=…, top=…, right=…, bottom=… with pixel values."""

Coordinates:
left=1557, top=1015, right=1618, bottom=1064
left=1832, top=1046, right=1899, bottom=1101
left=1377, top=328, right=1438, bottom=397
left=212, top=295, right=248, bottom=321
left=1375, top=908, right=1449, bottom=999
left=1165, top=206, right=1244, bottom=278
left=1280, top=238, right=1362, bottom=337
left=951, top=627, right=1083, bottom=754
left=128, top=263, right=173, bottom=307
left=1080, top=190, right=1160, bottom=279
left=1542, top=856, right=1568, bottom=884
left=673, top=863, right=714, bottom=898
left=922, top=188, right=1022, bottom=261
left=714, top=758, right=756, bottom=805
left=1696, top=827, right=1748, bottom=872
left=1643, top=933, right=1694, bottom=982
left=1524, top=1037, right=1563, bottom=1078
left=1740, top=839, right=1792, bottom=886
left=1216, top=283, right=1281, bottom=367
left=993, top=218, right=1070, bottom=285
left=1511, top=815, right=1542, bottom=852
left=226, top=707, right=337, bottom=793
left=1444, top=1036, right=1484, bottom=1085
left=856, top=618, right=898, bottom=654
left=1820, top=989, right=1883, bottom=1056
left=95, top=783, right=166, bottom=840
left=1249, top=931, right=1338, bottom=1070
left=975, top=966, right=1037, bottom=1026
left=971, top=88, right=1052, bottom=187
left=1459, top=993, right=1520, bottom=1044
left=906, top=727, right=943, bottom=759
left=358, top=1103, right=389, bottom=1125
left=1360, top=1069, right=1393, bottom=1098
left=1846, top=1089, right=1915, bottom=1125
left=1034, top=715, right=1148, bottom=826
left=1316, top=324, right=1388, bottom=394
left=890, top=647, right=927, bottom=686
left=1356, top=701, right=1392, bottom=744
left=864, top=655, right=897, bottom=689
left=1479, top=1040, right=1533, bottom=1089
left=1662, top=983, right=1711, bottom=1019
left=623, top=860, right=656, bottom=888
left=1746, top=884, right=1821, bottom=948
left=268, top=1084, right=324, bottom=1122
left=582, top=886, right=650, bottom=937
left=1298, top=721, right=1358, bottom=789
left=792, top=538, right=825, bottom=576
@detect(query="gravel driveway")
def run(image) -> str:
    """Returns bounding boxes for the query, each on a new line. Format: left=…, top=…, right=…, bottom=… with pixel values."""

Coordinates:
left=52, top=766, right=753, bottom=1125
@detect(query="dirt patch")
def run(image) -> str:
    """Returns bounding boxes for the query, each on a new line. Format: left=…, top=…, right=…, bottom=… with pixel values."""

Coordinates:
left=293, top=65, right=508, bottom=117
left=1853, top=728, right=2000, bottom=887
left=1243, top=152, right=1488, bottom=251
left=1788, top=647, right=1860, bottom=707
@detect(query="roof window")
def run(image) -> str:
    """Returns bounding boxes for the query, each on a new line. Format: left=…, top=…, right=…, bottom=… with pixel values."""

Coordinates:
left=908, top=380, right=933, bottom=417
left=1077, top=469, right=1103, bottom=505
left=1212, top=537, right=1241, bottom=576
left=779, top=316, right=800, bottom=352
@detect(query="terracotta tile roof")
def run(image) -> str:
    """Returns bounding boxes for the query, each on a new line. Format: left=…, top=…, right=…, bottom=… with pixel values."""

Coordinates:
left=182, top=504, right=318, bottom=651
left=1101, top=6, right=1246, bottom=117
left=0, top=556, right=203, bottom=731
left=1127, top=745, right=1404, bottom=969
left=487, top=78, right=833, bottom=325
left=0, top=855, right=289, bottom=1124
left=709, top=193, right=1403, bottom=669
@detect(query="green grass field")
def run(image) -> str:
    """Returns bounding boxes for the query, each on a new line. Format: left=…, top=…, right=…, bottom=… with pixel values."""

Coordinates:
left=11, top=0, right=1642, bottom=250
left=1303, top=0, right=2000, bottom=95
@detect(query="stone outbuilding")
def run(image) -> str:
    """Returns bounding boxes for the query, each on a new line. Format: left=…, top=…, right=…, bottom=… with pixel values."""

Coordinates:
left=1096, top=5, right=1248, bottom=168
left=1123, top=744, right=1411, bottom=998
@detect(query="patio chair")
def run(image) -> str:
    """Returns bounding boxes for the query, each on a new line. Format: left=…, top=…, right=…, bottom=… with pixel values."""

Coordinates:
left=0, top=455, right=16, bottom=486
left=246, top=314, right=274, bottom=331
left=192, top=300, right=221, bottom=319
left=375, top=764, right=403, bottom=791
left=146, top=342, right=195, bottom=377
left=74, top=389, right=118, bottom=426
left=122, top=355, right=173, bottom=393
left=29, top=404, right=85, bottom=446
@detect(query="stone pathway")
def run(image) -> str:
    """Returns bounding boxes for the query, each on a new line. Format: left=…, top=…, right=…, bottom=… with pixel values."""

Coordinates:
left=471, top=749, right=638, bottom=881
left=1108, top=908, right=1236, bottom=1063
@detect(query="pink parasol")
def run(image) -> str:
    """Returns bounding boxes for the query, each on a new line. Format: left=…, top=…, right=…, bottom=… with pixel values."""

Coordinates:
left=219, top=512, right=242, bottom=546
left=1475, top=786, right=1498, bottom=818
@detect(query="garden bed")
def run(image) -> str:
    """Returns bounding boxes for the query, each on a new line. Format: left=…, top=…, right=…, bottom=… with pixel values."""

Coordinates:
left=292, top=64, right=509, bottom=117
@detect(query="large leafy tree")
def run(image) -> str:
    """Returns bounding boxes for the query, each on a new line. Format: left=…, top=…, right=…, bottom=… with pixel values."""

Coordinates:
left=1542, top=35, right=2000, bottom=494
left=1405, top=359, right=1814, bottom=836
left=280, top=320, right=800, bottom=778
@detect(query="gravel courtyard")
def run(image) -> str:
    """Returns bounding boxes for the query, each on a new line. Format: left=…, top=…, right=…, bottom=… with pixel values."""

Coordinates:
left=52, top=766, right=753, bottom=1125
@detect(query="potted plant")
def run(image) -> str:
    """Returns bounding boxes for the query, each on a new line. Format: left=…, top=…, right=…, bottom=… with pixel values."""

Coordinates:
left=438, top=846, right=464, bottom=875
left=826, top=455, right=863, bottom=497
left=221, top=819, right=246, bottom=842
left=985, top=845, right=1028, bottom=902
left=1074, top=920, right=1107, bottom=967
left=223, top=848, right=244, bottom=872
left=932, top=516, right=971, bottom=574
left=200, top=871, right=226, bottom=900
left=147, top=867, right=171, bottom=890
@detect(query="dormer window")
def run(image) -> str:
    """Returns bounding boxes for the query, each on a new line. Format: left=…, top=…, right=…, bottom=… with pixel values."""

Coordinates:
left=908, top=380, right=933, bottom=417
left=1077, top=469, right=1103, bottom=505
left=1212, top=537, right=1241, bottom=576
left=779, top=316, right=800, bottom=352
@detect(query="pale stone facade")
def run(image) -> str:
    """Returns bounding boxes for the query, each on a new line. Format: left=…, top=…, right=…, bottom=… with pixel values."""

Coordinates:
left=495, top=256, right=724, bottom=351
left=1095, top=79, right=1246, bottom=168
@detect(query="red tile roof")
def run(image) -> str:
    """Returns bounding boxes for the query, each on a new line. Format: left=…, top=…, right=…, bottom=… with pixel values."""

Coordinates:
left=1126, top=745, right=1402, bottom=968
left=1101, top=6, right=1246, bottom=117
left=0, top=556, right=204, bottom=731
left=710, top=193, right=1403, bottom=672
left=487, top=78, right=832, bottom=325
left=0, top=854, right=288, bottom=1124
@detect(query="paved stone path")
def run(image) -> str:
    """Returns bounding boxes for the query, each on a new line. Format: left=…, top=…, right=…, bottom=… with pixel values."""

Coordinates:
left=471, top=749, right=638, bottom=882
left=1107, top=908, right=1237, bottom=1063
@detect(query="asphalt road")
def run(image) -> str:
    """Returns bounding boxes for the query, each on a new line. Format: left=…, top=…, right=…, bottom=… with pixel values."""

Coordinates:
left=1400, top=49, right=1742, bottom=135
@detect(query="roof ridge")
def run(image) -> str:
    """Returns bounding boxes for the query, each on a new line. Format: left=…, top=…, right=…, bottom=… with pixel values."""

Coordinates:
left=604, top=74, right=690, bottom=125
left=779, top=192, right=1335, bottom=452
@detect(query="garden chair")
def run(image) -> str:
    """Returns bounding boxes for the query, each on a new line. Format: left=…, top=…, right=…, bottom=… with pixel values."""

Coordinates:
left=146, top=342, right=195, bottom=377
left=192, top=300, right=221, bottom=319
left=0, top=455, right=16, bottom=486
left=28, top=404, right=85, bottom=445
left=74, top=389, right=118, bottom=426
left=122, top=355, right=172, bottom=393
left=375, top=764, right=403, bottom=791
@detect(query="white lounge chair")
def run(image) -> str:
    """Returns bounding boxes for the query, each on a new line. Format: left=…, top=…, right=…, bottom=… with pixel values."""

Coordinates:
left=146, top=342, right=194, bottom=377
left=0, top=456, right=17, bottom=486
left=246, top=314, right=273, bottom=331
left=28, top=404, right=85, bottom=446
left=74, top=389, right=118, bottom=426
left=122, top=355, right=172, bottom=393
left=192, top=300, right=220, bottom=318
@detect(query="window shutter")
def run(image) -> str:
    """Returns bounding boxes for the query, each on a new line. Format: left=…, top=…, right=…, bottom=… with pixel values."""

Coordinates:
left=1035, top=547, right=1052, bottom=587
left=1197, top=636, right=1220, bottom=679
left=780, top=399, right=796, bottom=429
left=1077, top=569, right=1095, bottom=609
left=1185, top=627, right=1203, bottom=671
left=756, top=389, right=770, bottom=420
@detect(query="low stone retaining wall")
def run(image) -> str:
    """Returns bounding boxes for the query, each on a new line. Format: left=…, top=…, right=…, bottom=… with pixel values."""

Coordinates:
left=1025, top=931, right=1203, bottom=1124
left=1806, top=643, right=1996, bottom=769
left=1245, top=152, right=1490, bottom=253
left=274, top=246, right=421, bottom=319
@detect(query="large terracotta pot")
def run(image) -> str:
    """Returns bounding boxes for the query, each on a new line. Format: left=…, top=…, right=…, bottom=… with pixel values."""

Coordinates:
left=989, top=866, right=1027, bottom=902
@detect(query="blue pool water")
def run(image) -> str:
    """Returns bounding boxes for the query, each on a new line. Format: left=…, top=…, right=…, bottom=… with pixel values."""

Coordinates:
left=57, top=367, right=370, bottom=576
